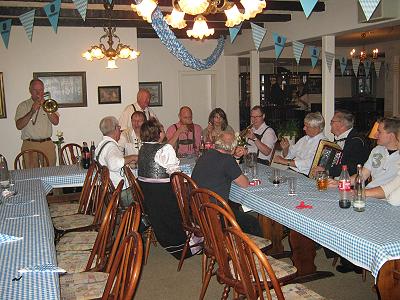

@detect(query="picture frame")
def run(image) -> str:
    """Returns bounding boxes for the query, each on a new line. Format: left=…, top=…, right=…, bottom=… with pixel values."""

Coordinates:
left=33, top=72, right=87, bottom=108
left=0, top=72, right=6, bottom=119
left=98, top=86, right=121, bottom=104
left=139, top=81, right=162, bottom=107
left=307, top=75, right=322, bottom=94
left=309, top=140, right=342, bottom=179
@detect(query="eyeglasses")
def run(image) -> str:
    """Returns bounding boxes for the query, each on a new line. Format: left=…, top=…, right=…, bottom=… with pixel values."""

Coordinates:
left=250, top=115, right=263, bottom=118
left=330, top=120, right=341, bottom=124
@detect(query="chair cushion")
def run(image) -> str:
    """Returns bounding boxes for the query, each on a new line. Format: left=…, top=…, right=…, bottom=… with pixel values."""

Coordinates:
left=269, top=283, right=326, bottom=300
left=60, top=272, right=109, bottom=300
left=57, top=232, right=98, bottom=252
left=49, top=202, right=80, bottom=218
left=53, top=215, right=95, bottom=231
left=57, top=251, right=92, bottom=274
left=246, top=233, right=272, bottom=250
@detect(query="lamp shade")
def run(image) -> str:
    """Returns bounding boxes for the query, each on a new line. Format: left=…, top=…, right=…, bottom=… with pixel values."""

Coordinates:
left=368, top=121, right=379, bottom=139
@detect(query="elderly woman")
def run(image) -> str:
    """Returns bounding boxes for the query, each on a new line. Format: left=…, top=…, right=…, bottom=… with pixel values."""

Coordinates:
left=273, top=112, right=326, bottom=175
left=202, top=108, right=234, bottom=143
left=137, top=119, right=189, bottom=259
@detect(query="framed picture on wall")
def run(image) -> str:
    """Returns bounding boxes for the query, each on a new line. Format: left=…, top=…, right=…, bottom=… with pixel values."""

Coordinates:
left=33, top=72, right=87, bottom=108
left=98, top=86, right=121, bottom=104
left=0, top=72, right=6, bottom=119
left=139, top=81, right=163, bottom=106
left=307, top=75, right=322, bottom=94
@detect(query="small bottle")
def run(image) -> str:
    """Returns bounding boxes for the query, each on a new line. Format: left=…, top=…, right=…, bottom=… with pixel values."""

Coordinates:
left=199, top=135, right=205, bottom=156
left=82, top=142, right=90, bottom=169
left=338, top=165, right=351, bottom=209
left=353, top=164, right=366, bottom=212
left=90, top=141, right=96, bottom=164
left=0, top=155, right=10, bottom=189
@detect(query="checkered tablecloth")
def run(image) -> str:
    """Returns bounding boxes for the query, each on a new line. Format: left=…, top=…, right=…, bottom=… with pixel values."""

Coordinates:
left=0, top=179, right=59, bottom=299
left=229, top=165, right=400, bottom=281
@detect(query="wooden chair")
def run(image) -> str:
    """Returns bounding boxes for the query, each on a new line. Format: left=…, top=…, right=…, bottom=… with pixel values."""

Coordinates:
left=191, top=189, right=296, bottom=300
left=225, top=227, right=325, bottom=300
left=14, top=149, right=49, bottom=169
left=60, top=143, right=82, bottom=165
left=60, top=204, right=143, bottom=299
left=170, top=172, right=203, bottom=271
left=52, top=166, right=110, bottom=238
left=57, top=180, right=122, bottom=273
left=124, top=165, right=157, bottom=264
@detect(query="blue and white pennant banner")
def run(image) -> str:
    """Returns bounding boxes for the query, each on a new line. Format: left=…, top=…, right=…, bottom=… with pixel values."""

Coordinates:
left=299, top=0, right=318, bottom=18
left=339, top=56, right=348, bottom=75
left=309, top=46, right=320, bottom=69
left=292, top=41, right=304, bottom=65
left=272, top=32, right=286, bottom=59
left=358, top=0, right=381, bottom=21
left=72, top=0, right=88, bottom=21
left=250, top=23, right=267, bottom=51
left=364, top=60, right=372, bottom=76
left=324, top=51, right=335, bottom=72
left=0, top=19, right=12, bottom=48
left=44, top=0, right=61, bottom=33
left=352, top=58, right=361, bottom=77
left=19, top=10, right=35, bottom=42
left=374, top=61, right=382, bottom=78
left=229, top=24, right=242, bottom=44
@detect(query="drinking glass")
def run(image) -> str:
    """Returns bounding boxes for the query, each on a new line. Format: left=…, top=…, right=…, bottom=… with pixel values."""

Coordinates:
left=288, top=177, right=297, bottom=195
left=245, top=153, right=258, bottom=180
left=272, top=168, right=281, bottom=185
left=316, top=170, right=328, bottom=191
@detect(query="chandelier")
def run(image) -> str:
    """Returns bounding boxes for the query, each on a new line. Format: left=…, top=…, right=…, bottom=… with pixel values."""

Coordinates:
left=349, top=33, right=379, bottom=63
left=82, top=2, right=140, bottom=69
left=131, top=0, right=266, bottom=39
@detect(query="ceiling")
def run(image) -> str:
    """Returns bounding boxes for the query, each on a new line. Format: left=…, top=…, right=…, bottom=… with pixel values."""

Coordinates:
left=0, top=0, right=326, bottom=39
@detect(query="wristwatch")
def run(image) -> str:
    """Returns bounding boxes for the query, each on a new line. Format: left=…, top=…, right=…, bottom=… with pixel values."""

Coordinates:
left=287, top=159, right=292, bottom=166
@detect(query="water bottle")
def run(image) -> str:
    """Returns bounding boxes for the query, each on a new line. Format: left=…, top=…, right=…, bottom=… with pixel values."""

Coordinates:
left=0, top=155, right=10, bottom=190
left=353, top=164, right=366, bottom=212
left=338, top=165, right=351, bottom=209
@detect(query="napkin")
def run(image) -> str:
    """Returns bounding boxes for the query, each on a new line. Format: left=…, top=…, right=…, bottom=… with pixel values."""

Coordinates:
left=0, top=233, right=23, bottom=244
left=18, top=263, right=66, bottom=274
left=296, top=201, right=313, bottom=209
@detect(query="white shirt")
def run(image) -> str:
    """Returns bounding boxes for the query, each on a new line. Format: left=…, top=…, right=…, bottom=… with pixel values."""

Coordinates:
left=118, top=128, right=141, bottom=156
left=119, top=102, right=157, bottom=131
left=95, top=136, right=127, bottom=189
left=247, top=123, right=277, bottom=162
left=364, top=146, right=400, bottom=188
left=138, top=143, right=180, bottom=183
left=285, top=132, right=326, bottom=175
left=381, top=166, right=400, bottom=206
left=334, top=128, right=352, bottom=149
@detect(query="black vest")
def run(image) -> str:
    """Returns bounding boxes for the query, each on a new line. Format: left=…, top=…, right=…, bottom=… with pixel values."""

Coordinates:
left=138, top=143, right=169, bottom=179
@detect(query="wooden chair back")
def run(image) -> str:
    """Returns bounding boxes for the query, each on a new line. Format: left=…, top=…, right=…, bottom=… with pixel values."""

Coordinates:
left=14, top=149, right=49, bottom=169
left=76, top=163, right=99, bottom=214
left=85, top=180, right=123, bottom=272
left=224, top=227, right=284, bottom=300
left=60, top=143, right=82, bottom=165
left=267, top=141, right=278, bottom=166
left=123, top=166, right=145, bottom=211
left=101, top=231, right=143, bottom=300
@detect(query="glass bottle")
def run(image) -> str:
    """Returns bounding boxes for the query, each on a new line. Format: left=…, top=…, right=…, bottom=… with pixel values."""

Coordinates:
left=82, top=142, right=90, bottom=169
left=90, top=141, right=96, bottom=164
left=0, top=155, right=10, bottom=190
left=353, top=164, right=366, bottom=212
left=338, top=165, right=351, bottom=209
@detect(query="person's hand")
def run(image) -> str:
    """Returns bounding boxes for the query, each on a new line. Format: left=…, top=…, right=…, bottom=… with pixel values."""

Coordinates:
left=328, top=178, right=338, bottom=188
left=310, top=165, right=325, bottom=178
left=273, top=155, right=285, bottom=165
left=280, top=138, right=290, bottom=150
left=177, top=125, right=189, bottom=134
left=31, top=100, right=42, bottom=113
left=207, top=122, right=213, bottom=133
left=246, top=130, right=256, bottom=141
left=234, top=146, right=247, bottom=158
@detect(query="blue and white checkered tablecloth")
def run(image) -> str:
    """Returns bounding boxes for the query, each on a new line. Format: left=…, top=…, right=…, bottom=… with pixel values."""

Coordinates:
left=0, top=179, right=59, bottom=300
left=229, top=165, right=400, bottom=281
left=11, top=165, right=87, bottom=189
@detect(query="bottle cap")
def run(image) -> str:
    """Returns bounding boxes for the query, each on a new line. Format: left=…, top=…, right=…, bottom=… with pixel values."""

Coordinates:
left=341, top=165, right=347, bottom=170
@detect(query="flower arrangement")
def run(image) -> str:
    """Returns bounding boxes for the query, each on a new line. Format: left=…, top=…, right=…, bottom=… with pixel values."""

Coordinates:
left=54, top=130, right=65, bottom=147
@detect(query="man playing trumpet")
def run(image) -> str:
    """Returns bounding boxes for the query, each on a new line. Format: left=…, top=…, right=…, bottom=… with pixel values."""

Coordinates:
left=15, top=79, right=59, bottom=167
left=245, top=106, right=277, bottom=165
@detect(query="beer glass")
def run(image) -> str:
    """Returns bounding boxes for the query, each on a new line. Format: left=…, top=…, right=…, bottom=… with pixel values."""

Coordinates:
left=316, top=170, right=328, bottom=191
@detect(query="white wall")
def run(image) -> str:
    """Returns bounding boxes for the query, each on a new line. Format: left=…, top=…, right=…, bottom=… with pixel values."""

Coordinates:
left=0, top=26, right=139, bottom=165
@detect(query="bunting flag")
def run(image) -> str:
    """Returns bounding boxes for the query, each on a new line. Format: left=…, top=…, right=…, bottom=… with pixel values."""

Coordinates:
left=72, top=0, right=88, bottom=21
left=250, top=23, right=267, bottom=51
left=352, top=58, right=361, bottom=77
left=107, top=0, right=113, bottom=4
left=229, top=23, right=242, bottom=44
left=339, top=56, right=348, bottom=75
left=358, top=0, right=381, bottom=21
left=308, top=46, right=320, bottom=69
left=364, top=60, right=372, bottom=76
left=374, top=61, right=382, bottom=77
left=299, top=0, right=318, bottom=18
left=0, top=19, right=12, bottom=48
left=292, top=41, right=304, bottom=65
left=325, top=51, right=335, bottom=72
left=19, top=10, right=35, bottom=42
left=272, top=32, right=286, bottom=59
left=44, top=0, right=61, bottom=33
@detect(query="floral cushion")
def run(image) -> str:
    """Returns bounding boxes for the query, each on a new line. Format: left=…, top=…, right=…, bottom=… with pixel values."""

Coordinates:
left=49, top=202, right=80, bottom=218
left=246, top=233, right=272, bottom=250
left=269, top=283, right=325, bottom=300
left=60, top=272, right=109, bottom=300
left=57, top=251, right=93, bottom=274
left=53, top=215, right=95, bottom=231
left=57, top=232, right=98, bottom=252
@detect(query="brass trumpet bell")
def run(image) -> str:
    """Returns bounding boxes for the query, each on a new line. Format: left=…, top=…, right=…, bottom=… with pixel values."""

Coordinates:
left=43, top=92, right=58, bottom=113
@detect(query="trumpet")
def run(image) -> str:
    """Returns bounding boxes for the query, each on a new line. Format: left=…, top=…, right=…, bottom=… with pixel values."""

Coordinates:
left=31, top=92, right=58, bottom=125
left=239, top=123, right=253, bottom=139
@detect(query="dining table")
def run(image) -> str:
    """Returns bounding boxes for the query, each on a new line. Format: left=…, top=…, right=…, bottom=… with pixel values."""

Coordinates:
left=229, top=164, right=400, bottom=299
left=0, top=165, right=87, bottom=300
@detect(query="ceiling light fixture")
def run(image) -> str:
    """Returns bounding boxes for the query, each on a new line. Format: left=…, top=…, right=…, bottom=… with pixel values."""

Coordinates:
left=349, top=33, right=379, bottom=62
left=82, top=2, right=140, bottom=69
left=132, top=0, right=266, bottom=39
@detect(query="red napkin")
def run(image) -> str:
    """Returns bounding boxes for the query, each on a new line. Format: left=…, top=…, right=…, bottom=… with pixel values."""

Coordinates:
left=296, top=201, right=313, bottom=209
